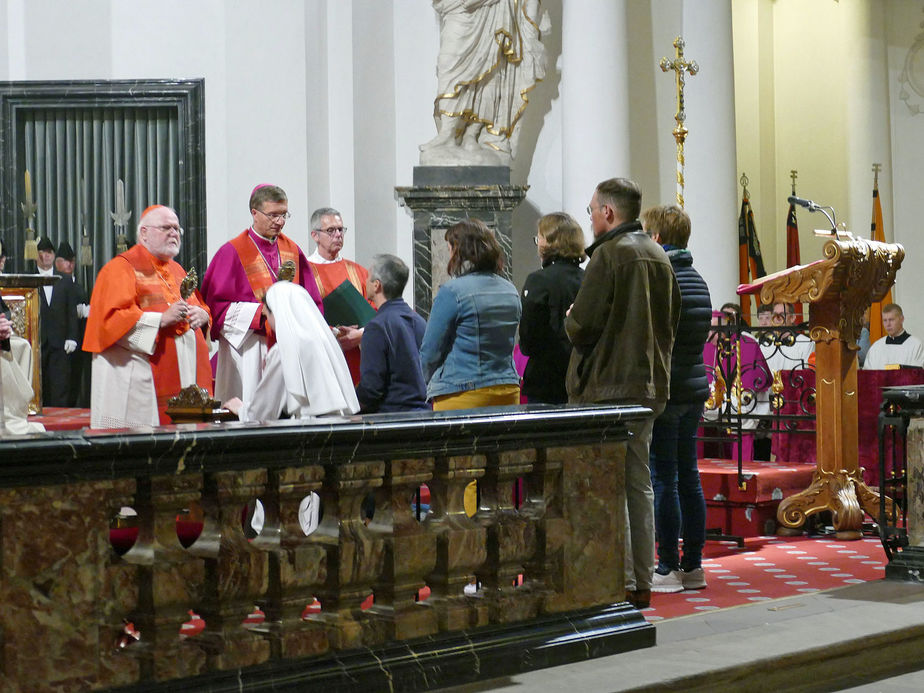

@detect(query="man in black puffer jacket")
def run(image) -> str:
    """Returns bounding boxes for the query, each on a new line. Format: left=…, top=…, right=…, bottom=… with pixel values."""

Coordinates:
left=640, top=205, right=712, bottom=596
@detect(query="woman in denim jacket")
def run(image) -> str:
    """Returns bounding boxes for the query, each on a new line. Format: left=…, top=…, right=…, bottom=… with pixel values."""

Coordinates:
left=420, top=219, right=522, bottom=411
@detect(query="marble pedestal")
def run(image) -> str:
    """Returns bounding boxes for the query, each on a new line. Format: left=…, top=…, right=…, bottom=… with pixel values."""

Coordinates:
left=880, top=385, right=924, bottom=581
left=906, top=419, right=924, bottom=547
left=395, top=166, right=527, bottom=317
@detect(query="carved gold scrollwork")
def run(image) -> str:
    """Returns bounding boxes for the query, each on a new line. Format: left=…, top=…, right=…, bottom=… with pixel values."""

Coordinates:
left=777, top=468, right=891, bottom=535
left=822, top=239, right=841, bottom=261
left=705, top=367, right=726, bottom=411
left=769, top=371, right=784, bottom=411
left=809, top=325, right=834, bottom=344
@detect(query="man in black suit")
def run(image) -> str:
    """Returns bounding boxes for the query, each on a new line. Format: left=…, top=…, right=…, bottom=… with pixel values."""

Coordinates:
left=37, top=238, right=85, bottom=406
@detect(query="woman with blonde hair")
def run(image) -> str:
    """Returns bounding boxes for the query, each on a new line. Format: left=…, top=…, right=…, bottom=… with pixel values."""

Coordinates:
left=419, top=218, right=521, bottom=410
left=518, top=212, right=585, bottom=403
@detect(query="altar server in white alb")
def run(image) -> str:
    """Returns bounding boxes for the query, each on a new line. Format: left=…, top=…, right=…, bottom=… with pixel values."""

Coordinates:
left=223, top=281, right=359, bottom=422
left=863, top=303, right=924, bottom=370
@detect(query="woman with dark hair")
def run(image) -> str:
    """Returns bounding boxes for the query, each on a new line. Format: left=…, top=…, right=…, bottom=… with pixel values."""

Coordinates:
left=518, top=212, right=585, bottom=403
left=419, top=218, right=522, bottom=410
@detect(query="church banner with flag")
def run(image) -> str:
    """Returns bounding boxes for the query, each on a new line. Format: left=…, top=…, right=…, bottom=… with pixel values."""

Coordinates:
left=738, top=193, right=766, bottom=319
left=869, top=179, right=892, bottom=344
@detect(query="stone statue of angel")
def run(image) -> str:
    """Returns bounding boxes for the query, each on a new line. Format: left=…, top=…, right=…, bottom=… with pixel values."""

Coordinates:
left=420, top=0, right=550, bottom=167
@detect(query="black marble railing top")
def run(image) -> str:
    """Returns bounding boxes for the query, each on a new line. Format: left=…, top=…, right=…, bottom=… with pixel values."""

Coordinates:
left=882, top=384, right=924, bottom=415
left=0, top=403, right=650, bottom=488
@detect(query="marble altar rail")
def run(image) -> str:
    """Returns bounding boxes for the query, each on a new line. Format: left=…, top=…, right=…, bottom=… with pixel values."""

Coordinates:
left=0, top=404, right=654, bottom=692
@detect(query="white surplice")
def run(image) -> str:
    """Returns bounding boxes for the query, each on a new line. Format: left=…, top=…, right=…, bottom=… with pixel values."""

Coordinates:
left=864, top=333, right=924, bottom=370
left=213, top=300, right=265, bottom=404
left=90, top=312, right=198, bottom=429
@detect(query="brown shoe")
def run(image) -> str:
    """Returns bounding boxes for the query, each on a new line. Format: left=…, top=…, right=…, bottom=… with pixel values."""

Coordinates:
left=625, top=589, right=651, bottom=609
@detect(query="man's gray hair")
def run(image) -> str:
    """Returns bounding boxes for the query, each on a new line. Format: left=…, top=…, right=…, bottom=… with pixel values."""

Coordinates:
left=368, top=254, right=410, bottom=300
left=310, top=207, right=342, bottom=231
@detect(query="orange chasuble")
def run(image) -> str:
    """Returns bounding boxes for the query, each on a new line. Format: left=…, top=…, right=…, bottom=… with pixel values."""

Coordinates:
left=308, top=258, right=375, bottom=384
left=84, top=244, right=213, bottom=423
left=229, top=231, right=301, bottom=301
left=229, top=230, right=301, bottom=346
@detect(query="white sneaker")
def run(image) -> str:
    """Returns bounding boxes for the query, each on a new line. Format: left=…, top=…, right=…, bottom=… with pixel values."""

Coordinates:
left=651, top=570, right=683, bottom=593
left=681, top=567, right=707, bottom=590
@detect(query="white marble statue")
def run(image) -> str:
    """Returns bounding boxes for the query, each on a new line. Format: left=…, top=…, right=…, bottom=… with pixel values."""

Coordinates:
left=420, top=0, right=550, bottom=167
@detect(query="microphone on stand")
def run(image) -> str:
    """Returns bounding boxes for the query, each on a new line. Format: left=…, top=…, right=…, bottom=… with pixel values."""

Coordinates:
left=787, top=196, right=817, bottom=211
left=789, top=195, right=837, bottom=234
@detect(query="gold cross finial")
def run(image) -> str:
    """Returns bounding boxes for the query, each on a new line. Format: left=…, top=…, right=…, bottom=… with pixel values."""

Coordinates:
left=660, top=37, right=699, bottom=208
left=872, top=163, right=882, bottom=188
left=790, top=169, right=798, bottom=195
left=660, top=37, right=699, bottom=128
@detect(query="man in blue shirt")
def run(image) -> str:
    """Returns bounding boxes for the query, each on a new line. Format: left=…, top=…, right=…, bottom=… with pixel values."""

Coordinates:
left=356, top=254, right=429, bottom=413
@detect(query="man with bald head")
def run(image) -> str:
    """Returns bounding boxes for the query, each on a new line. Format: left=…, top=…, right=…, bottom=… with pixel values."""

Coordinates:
left=83, top=205, right=212, bottom=428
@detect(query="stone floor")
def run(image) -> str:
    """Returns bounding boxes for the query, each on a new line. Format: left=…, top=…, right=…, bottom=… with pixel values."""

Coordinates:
left=438, top=579, right=924, bottom=692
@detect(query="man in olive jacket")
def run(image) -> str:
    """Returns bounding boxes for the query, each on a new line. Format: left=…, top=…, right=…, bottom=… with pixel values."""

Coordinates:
left=565, top=177, right=681, bottom=609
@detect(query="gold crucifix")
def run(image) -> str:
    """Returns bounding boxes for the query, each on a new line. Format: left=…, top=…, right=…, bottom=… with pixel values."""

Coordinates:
left=790, top=169, right=798, bottom=195
left=660, top=36, right=699, bottom=208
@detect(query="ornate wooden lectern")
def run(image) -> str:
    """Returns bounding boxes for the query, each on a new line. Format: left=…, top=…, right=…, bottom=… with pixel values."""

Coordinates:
left=739, top=236, right=904, bottom=538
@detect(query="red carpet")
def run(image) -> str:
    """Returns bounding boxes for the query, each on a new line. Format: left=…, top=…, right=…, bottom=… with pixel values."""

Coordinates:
left=642, top=535, right=887, bottom=622
left=29, top=407, right=90, bottom=430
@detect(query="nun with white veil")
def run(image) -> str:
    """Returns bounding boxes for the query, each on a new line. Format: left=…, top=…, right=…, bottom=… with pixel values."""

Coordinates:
left=223, top=281, right=359, bottom=422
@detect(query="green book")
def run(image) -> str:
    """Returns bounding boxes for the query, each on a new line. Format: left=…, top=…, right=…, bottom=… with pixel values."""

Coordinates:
left=322, top=279, right=376, bottom=328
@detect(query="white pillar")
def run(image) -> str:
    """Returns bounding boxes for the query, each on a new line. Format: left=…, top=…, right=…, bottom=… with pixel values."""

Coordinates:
left=681, top=0, right=740, bottom=308
left=306, top=0, right=357, bottom=259
left=561, top=0, right=631, bottom=244
left=844, top=0, right=892, bottom=241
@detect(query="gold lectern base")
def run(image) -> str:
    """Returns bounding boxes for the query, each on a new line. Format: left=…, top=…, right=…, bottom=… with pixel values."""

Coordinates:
left=777, top=469, right=895, bottom=538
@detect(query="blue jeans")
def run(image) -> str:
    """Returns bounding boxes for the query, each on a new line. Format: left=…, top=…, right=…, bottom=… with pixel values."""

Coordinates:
left=650, top=402, right=706, bottom=572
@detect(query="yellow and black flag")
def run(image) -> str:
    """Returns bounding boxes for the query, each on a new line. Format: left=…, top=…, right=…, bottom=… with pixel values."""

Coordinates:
left=869, top=174, right=892, bottom=344
left=738, top=191, right=766, bottom=318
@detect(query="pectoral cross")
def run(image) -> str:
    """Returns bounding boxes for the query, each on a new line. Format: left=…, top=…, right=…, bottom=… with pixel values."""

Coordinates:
left=660, top=37, right=699, bottom=208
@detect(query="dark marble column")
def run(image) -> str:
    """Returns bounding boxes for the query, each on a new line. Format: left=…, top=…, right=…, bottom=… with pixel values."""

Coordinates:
left=476, top=449, right=540, bottom=623
left=395, top=166, right=528, bottom=317
left=126, top=474, right=209, bottom=681
left=426, top=453, right=489, bottom=631
left=368, top=457, right=439, bottom=641
left=314, top=460, right=387, bottom=650
left=194, top=469, right=272, bottom=670
left=907, top=420, right=924, bottom=546
left=262, top=465, right=329, bottom=659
